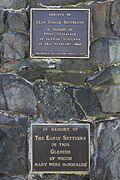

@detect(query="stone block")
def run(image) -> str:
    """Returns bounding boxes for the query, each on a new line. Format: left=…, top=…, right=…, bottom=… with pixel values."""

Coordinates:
left=0, top=93, right=7, bottom=110
left=0, top=73, right=37, bottom=115
left=110, top=0, right=120, bottom=37
left=34, top=81, right=101, bottom=121
left=34, top=81, right=82, bottom=121
left=74, top=88, right=101, bottom=116
left=0, top=81, right=7, bottom=110
left=16, top=59, right=61, bottom=81
left=92, top=1, right=112, bottom=40
left=91, top=119, right=120, bottom=180
left=67, top=1, right=112, bottom=41
left=44, top=72, right=87, bottom=86
left=90, top=37, right=120, bottom=65
left=0, top=0, right=28, bottom=9
left=0, top=112, right=28, bottom=176
left=6, top=10, right=28, bottom=33
left=96, top=85, right=120, bottom=113
left=0, top=177, right=26, bottom=180
left=17, top=68, right=44, bottom=82
left=2, top=32, right=29, bottom=60
left=60, top=59, right=93, bottom=71
left=17, top=59, right=61, bottom=71
left=30, top=0, right=87, bottom=6
left=30, top=174, right=89, bottom=180
left=87, top=65, right=120, bottom=86
left=0, top=9, right=4, bottom=33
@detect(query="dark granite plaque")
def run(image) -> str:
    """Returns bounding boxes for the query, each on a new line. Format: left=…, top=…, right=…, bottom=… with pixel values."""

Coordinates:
left=30, top=9, right=90, bottom=58
left=31, top=124, right=90, bottom=174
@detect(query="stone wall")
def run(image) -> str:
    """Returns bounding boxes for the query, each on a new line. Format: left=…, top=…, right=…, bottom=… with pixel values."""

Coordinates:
left=0, top=0, right=120, bottom=180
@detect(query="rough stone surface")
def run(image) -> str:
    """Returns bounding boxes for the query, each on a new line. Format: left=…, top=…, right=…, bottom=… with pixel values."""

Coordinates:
left=0, top=58, right=61, bottom=76
left=91, top=119, right=120, bottom=180
left=0, top=177, right=26, bottom=180
left=96, top=85, right=120, bottom=113
left=30, top=0, right=88, bottom=6
left=30, top=174, right=89, bottom=180
left=2, top=32, right=29, bottom=60
left=0, top=9, right=4, bottom=33
left=0, top=73, right=37, bottom=115
left=1, top=59, right=93, bottom=82
left=0, top=0, right=28, bottom=9
left=65, top=1, right=112, bottom=41
left=6, top=10, right=28, bottom=33
left=87, top=65, right=120, bottom=86
left=110, top=0, right=120, bottom=37
left=19, top=59, right=61, bottom=70
left=74, top=88, right=101, bottom=116
left=92, top=1, right=112, bottom=39
left=44, top=71, right=87, bottom=86
left=34, top=80, right=101, bottom=121
left=90, top=37, right=120, bottom=65
left=34, top=81, right=83, bottom=121
left=0, top=93, right=7, bottom=110
left=16, top=59, right=61, bottom=81
left=60, top=59, right=93, bottom=71
left=17, top=68, right=44, bottom=82
left=0, top=80, right=7, bottom=110
left=0, top=112, right=28, bottom=176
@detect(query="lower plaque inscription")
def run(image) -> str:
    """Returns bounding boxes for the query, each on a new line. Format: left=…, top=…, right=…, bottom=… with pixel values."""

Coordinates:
left=31, top=124, right=90, bottom=174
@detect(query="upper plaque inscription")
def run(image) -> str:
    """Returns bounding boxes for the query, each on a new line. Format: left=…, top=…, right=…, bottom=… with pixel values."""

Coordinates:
left=30, top=9, right=90, bottom=58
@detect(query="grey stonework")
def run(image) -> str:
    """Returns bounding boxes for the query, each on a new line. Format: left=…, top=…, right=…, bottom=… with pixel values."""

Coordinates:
left=0, top=73, right=37, bottom=115
left=60, top=59, right=93, bottom=71
left=0, top=112, right=28, bottom=176
left=33, top=80, right=83, bottom=121
left=33, top=80, right=101, bottom=121
left=0, top=177, right=26, bottom=180
left=30, top=174, right=89, bottom=180
left=110, top=0, right=120, bottom=37
left=87, top=65, right=120, bottom=87
left=0, top=9, right=4, bottom=33
left=0, top=0, right=28, bottom=9
left=6, top=10, right=29, bottom=34
left=91, top=1, right=112, bottom=40
left=0, top=0, right=120, bottom=180
left=30, top=0, right=88, bottom=6
left=90, top=37, right=120, bottom=65
left=43, top=71, right=88, bottom=86
left=96, top=85, right=120, bottom=113
left=91, top=119, right=120, bottom=180
left=2, top=32, right=29, bottom=60
left=74, top=88, right=101, bottom=116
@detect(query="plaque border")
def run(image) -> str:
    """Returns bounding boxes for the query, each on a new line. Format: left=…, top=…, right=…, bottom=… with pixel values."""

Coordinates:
left=31, top=123, right=90, bottom=175
left=30, top=8, right=90, bottom=59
